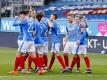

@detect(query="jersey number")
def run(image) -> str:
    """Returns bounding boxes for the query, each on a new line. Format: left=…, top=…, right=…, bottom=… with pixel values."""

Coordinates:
left=28, top=23, right=33, bottom=32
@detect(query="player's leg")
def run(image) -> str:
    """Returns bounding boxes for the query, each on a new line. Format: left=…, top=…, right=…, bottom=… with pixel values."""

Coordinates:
left=17, top=40, right=28, bottom=71
left=17, top=41, right=32, bottom=74
left=43, top=53, right=48, bottom=67
left=27, top=44, right=39, bottom=71
left=70, top=54, right=77, bottom=70
left=7, top=52, right=21, bottom=74
left=7, top=41, right=27, bottom=74
left=33, top=44, right=46, bottom=74
left=18, top=54, right=28, bottom=71
left=19, top=41, right=29, bottom=71
left=70, top=42, right=79, bottom=71
left=34, top=47, right=40, bottom=72
left=82, top=45, right=91, bottom=73
left=43, top=42, right=48, bottom=67
left=17, top=40, right=23, bottom=71
left=64, top=53, right=69, bottom=67
left=25, top=42, right=44, bottom=74
left=55, top=43, right=67, bottom=72
left=31, top=44, right=44, bottom=73
left=28, top=54, right=33, bottom=71
left=63, top=42, right=71, bottom=67
left=38, top=45, right=45, bottom=67
left=48, top=43, right=56, bottom=71
left=75, top=45, right=83, bottom=72
left=76, top=54, right=80, bottom=72
left=83, top=54, right=91, bottom=73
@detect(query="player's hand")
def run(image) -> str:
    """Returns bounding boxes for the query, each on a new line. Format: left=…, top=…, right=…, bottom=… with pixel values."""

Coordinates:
left=44, top=32, right=46, bottom=36
left=15, top=16, right=19, bottom=19
left=48, top=21, right=53, bottom=28
left=81, top=28, right=84, bottom=32
left=15, top=16, right=22, bottom=20
left=76, top=40, right=80, bottom=45
left=33, top=31, right=36, bottom=36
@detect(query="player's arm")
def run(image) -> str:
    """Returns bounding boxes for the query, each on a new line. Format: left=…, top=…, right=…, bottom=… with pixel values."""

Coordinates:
left=33, top=23, right=37, bottom=37
left=82, top=16, right=89, bottom=37
left=48, top=20, right=53, bottom=29
left=63, top=26, right=68, bottom=43
left=51, top=22, right=59, bottom=36
left=13, top=18, right=20, bottom=26
left=76, top=26, right=83, bottom=45
left=83, top=16, right=88, bottom=28
left=13, top=16, right=23, bottom=26
left=64, top=34, right=68, bottom=42
left=43, top=28, right=48, bottom=36
left=33, top=28, right=36, bottom=37
left=19, top=20, right=27, bottom=25
left=78, top=26, right=87, bottom=45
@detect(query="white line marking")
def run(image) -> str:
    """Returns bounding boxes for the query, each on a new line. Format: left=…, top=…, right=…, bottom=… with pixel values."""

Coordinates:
left=0, top=75, right=107, bottom=77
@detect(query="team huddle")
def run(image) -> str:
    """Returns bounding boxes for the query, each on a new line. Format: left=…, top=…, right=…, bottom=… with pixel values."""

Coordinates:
left=7, top=9, right=91, bottom=75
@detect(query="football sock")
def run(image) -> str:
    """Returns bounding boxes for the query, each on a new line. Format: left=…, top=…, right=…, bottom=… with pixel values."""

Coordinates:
left=43, top=54, right=48, bottom=66
left=28, top=55, right=33, bottom=69
left=14, top=57, right=21, bottom=71
left=84, top=56, right=90, bottom=69
left=39, top=56, right=45, bottom=67
left=57, top=54, right=66, bottom=69
left=20, top=56, right=25, bottom=69
left=48, top=53, right=55, bottom=69
left=70, top=56, right=77, bottom=69
left=77, top=55, right=80, bottom=69
left=64, top=54, right=69, bottom=67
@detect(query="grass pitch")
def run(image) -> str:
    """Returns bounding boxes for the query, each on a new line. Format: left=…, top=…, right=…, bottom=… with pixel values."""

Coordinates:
left=0, top=48, right=107, bottom=80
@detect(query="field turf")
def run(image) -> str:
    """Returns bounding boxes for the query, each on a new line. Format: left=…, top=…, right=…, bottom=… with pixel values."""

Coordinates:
left=0, top=48, right=107, bottom=80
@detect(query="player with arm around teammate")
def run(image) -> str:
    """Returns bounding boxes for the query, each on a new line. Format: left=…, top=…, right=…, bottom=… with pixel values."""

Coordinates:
left=8, top=10, right=45, bottom=75
left=74, top=15, right=91, bottom=73
left=33, top=11, right=48, bottom=73
left=47, top=13, right=68, bottom=72
left=7, top=11, right=31, bottom=74
left=63, top=13, right=82, bottom=72
left=40, top=11, right=49, bottom=68
left=63, top=13, right=74, bottom=68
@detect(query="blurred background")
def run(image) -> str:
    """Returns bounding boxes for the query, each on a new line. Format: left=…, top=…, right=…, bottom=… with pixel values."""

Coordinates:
left=0, top=0, right=107, bottom=54
left=1, top=0, right=107, bottom=17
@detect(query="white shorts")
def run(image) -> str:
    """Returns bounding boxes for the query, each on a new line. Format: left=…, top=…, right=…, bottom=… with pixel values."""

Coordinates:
left=63, top=42, right=81, bottom=54
left=18, top=41, right=35, bottom=54
left=51, top=43, right=60, bottom=53
left=35, top=44, right=44, bottom=55
left=17, top=40, right=23, bottom=47
left=79, top=45, right=87, bottom=55
left=43, top=42, right=48, bottom=54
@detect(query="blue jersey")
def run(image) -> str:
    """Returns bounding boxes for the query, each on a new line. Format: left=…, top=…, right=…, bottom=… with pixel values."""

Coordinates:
left=34, top=21, right=45, bottom=44
left=80, top=24, right=88, bottom=45
left=66, top=22, right=81, bottom=42
left=22, top=17, right=35, bottom=41
left=40, top=18, right=48, bottom=42
left=13, top=19, right=23, bottom=40
left=51, top=21, right=61, bottom=43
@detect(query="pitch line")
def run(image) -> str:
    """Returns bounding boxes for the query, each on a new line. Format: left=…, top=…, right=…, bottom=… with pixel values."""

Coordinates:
left=0, top=75, right=107, bottom=77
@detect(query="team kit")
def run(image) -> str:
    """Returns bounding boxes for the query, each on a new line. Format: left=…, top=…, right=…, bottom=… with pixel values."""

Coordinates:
left=7, top=9, right=91, bottom=75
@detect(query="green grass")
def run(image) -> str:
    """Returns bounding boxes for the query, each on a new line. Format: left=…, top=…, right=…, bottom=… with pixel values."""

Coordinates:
left=0, top=48, right=107, bottom=80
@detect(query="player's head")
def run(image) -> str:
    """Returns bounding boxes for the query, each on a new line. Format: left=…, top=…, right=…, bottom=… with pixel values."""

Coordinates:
left=36, top=11, right=44, bottom=22
left=30, top=10, right=36, bottom=18
left=50, top=13, right=57, bottom=21
left=67, top=12, right=74, bottom=23
left=75, top=15, right=82, bottom=23
left=19, top=11, right=26, bottom=19
left=24, top=10, right=30, bottom=17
